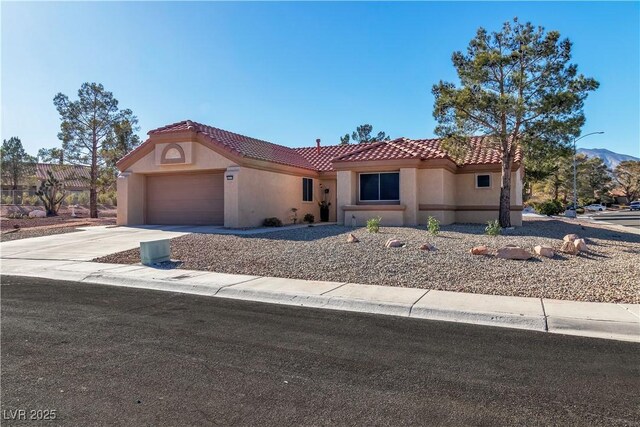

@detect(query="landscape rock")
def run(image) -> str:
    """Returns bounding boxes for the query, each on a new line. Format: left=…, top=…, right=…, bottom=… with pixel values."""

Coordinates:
left=560, top=241, right=579, bottom=255
left=496, top=246, right=532, bottom=260
left=28, top=210, right=46, bottom=218
left=574, top=238, right=588, bottom=252
left=346, top=233, right=359, bottom=243
left=563, top=234, right=579, bottom=242
left=534, top=245, right=555, bottom=258
left=385, top=238, right=404, bottom=248
left=420, top=243, right=437, bottom=251
left=470, top=245, right=489, bottom=255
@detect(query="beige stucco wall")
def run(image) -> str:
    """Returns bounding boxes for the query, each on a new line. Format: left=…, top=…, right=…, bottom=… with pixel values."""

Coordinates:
left=336, top=166, right=524, bottom=227
left=116, top=172, right=145, bottom=225
left=127, top=141, right=236, bottom=174
left=117, top=141, right=238, bottom=226
left=418, top=210, right=456, bottom=225
left=229, top=167, right=325, bottom=228
left=455, top=210, right=522, bottom=226
left=454, top=171, right=521, bottom=206
left=336, top=170, right=357, bottom=224
left=343, top=207, right=406, bottom=227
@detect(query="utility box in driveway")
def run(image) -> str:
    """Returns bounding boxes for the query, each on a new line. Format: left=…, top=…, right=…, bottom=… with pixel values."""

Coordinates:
left=140, top=239, right=171, bottom=265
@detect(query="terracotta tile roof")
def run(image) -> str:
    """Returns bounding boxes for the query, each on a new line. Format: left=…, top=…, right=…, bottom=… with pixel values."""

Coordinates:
left=332, top=136, right=522, bottom=166
left=150, top=120, right=317, bottom=170
left=293, top=144, right=368, bottom=171
left=36, top=164, right=90, bottom=188
left=141, top=120, right=519, bottom=172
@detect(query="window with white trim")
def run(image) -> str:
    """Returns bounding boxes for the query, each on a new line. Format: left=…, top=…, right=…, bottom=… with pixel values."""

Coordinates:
left=359, top=172, right=400, bottom=202
left=302, top=178, right=313, bottom=202
left=476, top=174, right=491, bottom=188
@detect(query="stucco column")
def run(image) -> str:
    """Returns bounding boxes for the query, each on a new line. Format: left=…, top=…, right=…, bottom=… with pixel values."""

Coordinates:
left=116, top=171, right=145, bottom=225
left=400, top=168, right=418, bottom=226
left=224, top=166, right=241, bottom=228
left=336, top=170, right=355, bottom=225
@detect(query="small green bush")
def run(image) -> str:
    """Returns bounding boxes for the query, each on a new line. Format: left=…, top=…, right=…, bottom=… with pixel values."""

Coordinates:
left=98, top=191, right=117, bottom=207
left=77, top=192, right=90, bottom=207
left=263, top=217, right=283, bottom=227
left=366, top=217, right=382, bottom=233
left=576, top=207, right=585, bottom=214
left=1, top=195, right=13, bottom=205
left=303, top=213, right=315, bottom=223
left=427, top=216, right=440, bottom=236
left=485, top=219, right=501, bottom=236
left=535, top=199, right=564, bottom=216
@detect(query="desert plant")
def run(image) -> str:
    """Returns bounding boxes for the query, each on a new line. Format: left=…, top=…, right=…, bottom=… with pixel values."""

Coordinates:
left=35, top=170, right=66, bottom=216
left=427, top=216, right=440, bottom=236
left=485, top=219, right=501, bottom=236
left=366, top=217, right=382, bottom=233
left=536, top=199, right=564, bottom=216
left=303, top=213, right=315, bottom=223
left=263, top=217, right=283, bottom=227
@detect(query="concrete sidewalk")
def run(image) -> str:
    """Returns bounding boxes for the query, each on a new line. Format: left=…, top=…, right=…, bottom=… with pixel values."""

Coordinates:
left=1, top=258, right=637, bottom=342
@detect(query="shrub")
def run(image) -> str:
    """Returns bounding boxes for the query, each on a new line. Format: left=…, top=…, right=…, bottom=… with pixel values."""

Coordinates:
left=366, top=217, right=382, bottom=233
left=263, top=217, right=283, bottom=227
left=1, top=195, right=14, bottom=205
left=535, top=199, right=564, bottom=216
left=427, top=216, right=440, bottom=236
left=77, top=192, right=90, bottom=207
left=303, top=213, right=315, bottom=223
left=485, top=219, right=501, bottom=236
left=98, top=191, right=117, bottom=207
left=576, top=207, right=585, bottom=214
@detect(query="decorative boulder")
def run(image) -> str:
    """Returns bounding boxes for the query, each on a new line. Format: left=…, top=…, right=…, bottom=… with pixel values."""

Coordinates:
left=346, top=233, right=359, bottom=243
left=496, top=246, right=532, bottom=260
left=560, top=241, right=579, bottom=255
left=574, top=238, right=588, bottom=252
left=28, top=210, right=46, bottom=218
left=420, top=243, right=437, bottom=251
left=385, top=238, right=404, bottom=248
left=563, top=234, right=579, bottom=242
left=470, top=246, right=489, bottom=255
left=534, top=245, right=555, bottom=258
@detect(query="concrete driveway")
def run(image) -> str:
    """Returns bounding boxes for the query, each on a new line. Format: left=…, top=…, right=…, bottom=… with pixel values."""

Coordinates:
left=0, top=225, right=199, bottom=261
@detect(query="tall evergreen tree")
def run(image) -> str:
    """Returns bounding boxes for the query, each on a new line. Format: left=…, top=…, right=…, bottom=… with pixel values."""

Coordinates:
left=348, top=124, right=391, bottom=144
left=54, top=82, right=139, bottom=218
left=432, top=18, right=598, bottom=226
left=613, top=160, right=640, bottom=202
left=0, top=137, right=36, bottom=190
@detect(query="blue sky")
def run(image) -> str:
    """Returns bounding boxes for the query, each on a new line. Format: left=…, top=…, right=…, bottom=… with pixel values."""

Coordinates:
left=2, top=1, right=639, bottom=157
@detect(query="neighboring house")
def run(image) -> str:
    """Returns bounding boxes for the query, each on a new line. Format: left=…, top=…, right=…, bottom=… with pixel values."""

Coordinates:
left=116, top=120, right=523, bottom=227
left=1, top=163, right=90, bottom=193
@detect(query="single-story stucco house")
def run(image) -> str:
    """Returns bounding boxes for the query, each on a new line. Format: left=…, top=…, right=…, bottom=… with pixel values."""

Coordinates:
left=116, top=120, right=523, bottom=228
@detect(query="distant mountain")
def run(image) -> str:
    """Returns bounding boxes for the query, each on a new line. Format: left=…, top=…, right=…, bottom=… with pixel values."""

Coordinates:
left=577, top=148, right=639, bottom=170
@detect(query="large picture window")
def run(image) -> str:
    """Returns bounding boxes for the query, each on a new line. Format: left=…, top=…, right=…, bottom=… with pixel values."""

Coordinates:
left=359, top=172, right=400, bottom=202
left=302, top=178, right=313, bottom=202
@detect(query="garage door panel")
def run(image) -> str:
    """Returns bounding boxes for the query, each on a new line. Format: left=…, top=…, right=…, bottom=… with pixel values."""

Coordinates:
left=146, top=173, right=224, bottom=225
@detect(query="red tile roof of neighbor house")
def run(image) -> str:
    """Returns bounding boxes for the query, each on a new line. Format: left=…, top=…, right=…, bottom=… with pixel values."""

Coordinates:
left=141, top=120, right=520, bottom=172
left=36, top=164, right=90, bottom=188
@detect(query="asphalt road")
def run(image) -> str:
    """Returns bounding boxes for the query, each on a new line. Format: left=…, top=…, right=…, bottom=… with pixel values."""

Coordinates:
left=591, top=210, right=640, bottom=229
left=2, top=276, right=639, bottom=426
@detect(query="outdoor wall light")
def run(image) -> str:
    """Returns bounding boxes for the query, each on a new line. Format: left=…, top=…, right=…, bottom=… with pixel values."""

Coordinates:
left=226, top=175, right=234, bottom=180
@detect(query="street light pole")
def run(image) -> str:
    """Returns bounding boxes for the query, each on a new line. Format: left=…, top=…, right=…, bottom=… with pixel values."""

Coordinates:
left=571, top=131, right=605, bottom=218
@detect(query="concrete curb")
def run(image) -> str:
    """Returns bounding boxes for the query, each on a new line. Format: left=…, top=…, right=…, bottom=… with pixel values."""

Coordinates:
left=1, top=261, right=638, bottom=343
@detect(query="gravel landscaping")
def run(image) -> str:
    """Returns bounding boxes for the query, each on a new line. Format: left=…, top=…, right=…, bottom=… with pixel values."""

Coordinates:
left=96, top=217, right=640, bottom=303
left=1, top=226, right=83, bottom=242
